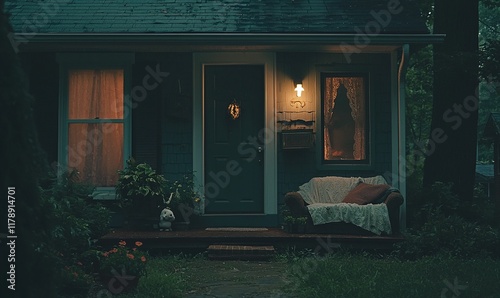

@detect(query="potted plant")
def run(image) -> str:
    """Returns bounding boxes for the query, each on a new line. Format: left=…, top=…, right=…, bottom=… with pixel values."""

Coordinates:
left=116, top=158, right=167, bottom=229
left=165, top=172, right=202, bottom=230
left=99, top=240, right=148, bottom=293
left=294, top=216, right=308, bottom=233
left=284, top=215, right=308, bottom=233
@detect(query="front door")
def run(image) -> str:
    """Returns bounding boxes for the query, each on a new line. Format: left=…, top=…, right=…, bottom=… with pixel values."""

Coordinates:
left=204, top=65, right=265, bottom=213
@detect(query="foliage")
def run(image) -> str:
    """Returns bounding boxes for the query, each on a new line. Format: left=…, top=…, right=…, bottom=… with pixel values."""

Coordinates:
left=100, top=240, right=149, bottom=278
left=165, top=172, right=202, bottom=221
left=406, top=45, right=433, bottom=152
left=284, top=215, right=308, bottom=225
left=59, top=265, right=95, bottom=298
left=398, top=181, right=500, bottom=260
left=34, top=170, right=113, bottom=297
left=415, top=181, right=459, bottom=223
left=118, top=257, right=188, bottom=298
left=39, top=170, right=110, bottom=257
left=395, top=215, right=500, bottom=260
left=286, top=254, right=500, bottom=298
left=116, top=158, right=167, bottom=200
left=479, top=0, right=500, bottom=80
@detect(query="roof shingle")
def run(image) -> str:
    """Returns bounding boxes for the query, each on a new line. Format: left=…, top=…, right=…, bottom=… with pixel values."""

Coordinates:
left=6, top=0, right=429, bottom=34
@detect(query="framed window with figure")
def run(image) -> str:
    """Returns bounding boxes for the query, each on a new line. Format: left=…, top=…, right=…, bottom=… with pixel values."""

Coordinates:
left=319, top=73, right=370, bottom=166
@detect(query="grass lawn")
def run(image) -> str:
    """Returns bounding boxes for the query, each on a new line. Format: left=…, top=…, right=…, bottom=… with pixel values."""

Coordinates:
left=111, top=253, right=500, bottom=297
left=285, top=254, right=500, bottom=298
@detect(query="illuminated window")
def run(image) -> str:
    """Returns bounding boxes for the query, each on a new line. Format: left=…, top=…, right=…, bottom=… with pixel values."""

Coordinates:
left=321, top=74, right=369, bottom=163
left=66, top=69, right=125, bottom=186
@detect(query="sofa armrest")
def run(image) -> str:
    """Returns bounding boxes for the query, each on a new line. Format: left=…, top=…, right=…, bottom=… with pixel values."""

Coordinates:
left=284, top=192, right=309, bottom=218
left=384, top=192, right=404, bottom=234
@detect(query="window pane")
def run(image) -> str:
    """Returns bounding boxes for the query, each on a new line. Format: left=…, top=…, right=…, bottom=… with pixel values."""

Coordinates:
left=67, top=123, right=124, bottom=186
left=68, top=69, right=124, bottom=119
left=323, top=76, right=367, bottom=162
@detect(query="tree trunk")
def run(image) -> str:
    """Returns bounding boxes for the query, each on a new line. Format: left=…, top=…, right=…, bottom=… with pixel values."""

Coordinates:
left=423, top=0, right=479, bottom=202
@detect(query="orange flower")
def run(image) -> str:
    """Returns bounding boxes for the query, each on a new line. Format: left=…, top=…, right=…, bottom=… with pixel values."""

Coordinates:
left=119, top=240, right=127, bottom=246
left=141, top=256, right=146, bottom=262
left=111, top=248, right=118, bottom=253
left=127, top=253, right=135, bottom=260
left=135, top=241, right=143, bottom=247
left=132, top=248, right=137, bottom=251
left=102, top=252, right=109, bottom=257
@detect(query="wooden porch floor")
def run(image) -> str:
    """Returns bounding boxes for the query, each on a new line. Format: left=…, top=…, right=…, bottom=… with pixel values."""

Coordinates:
left=100, top=228, right=404, bottom=253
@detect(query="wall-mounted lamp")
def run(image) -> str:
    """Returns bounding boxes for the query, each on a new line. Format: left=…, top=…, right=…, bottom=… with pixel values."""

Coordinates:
left=294, top=83, right=304, bottom=97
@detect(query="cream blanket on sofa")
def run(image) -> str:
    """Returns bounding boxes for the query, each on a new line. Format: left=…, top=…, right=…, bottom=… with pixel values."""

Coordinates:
left=297, top=176, right=392, bottom=235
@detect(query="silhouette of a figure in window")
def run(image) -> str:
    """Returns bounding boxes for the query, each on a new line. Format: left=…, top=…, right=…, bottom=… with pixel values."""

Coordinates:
left=328, top=84, right=355, bottom=159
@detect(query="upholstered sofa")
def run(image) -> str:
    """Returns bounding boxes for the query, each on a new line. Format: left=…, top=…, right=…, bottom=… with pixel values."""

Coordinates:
left=284, top=176, right=403, bottom=235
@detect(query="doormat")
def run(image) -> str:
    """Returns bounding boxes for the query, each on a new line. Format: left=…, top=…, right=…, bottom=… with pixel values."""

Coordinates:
left=205, top=228, right=268, bottom=232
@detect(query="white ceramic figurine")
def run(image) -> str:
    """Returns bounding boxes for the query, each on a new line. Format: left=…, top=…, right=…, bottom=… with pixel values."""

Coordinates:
left=159, top=208, right=175, bottom=231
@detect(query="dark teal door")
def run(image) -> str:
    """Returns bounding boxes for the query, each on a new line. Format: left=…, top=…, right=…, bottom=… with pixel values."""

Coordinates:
left=204, top=65, right=265, bottom=214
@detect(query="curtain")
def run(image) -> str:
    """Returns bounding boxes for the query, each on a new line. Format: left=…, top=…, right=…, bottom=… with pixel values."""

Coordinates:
left=324, top=77, right=366, bottom=160
left=68, top=70, right=123, bottom=119
left=67, top=70, right=124, bottom=186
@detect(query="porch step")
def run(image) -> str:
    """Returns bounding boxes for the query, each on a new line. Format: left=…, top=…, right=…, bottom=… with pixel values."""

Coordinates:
left=207, top=244, right=275, bottom=261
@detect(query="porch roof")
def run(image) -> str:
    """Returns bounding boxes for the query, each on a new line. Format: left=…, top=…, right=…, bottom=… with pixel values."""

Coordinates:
left=8, top=0, right=431, bottom=38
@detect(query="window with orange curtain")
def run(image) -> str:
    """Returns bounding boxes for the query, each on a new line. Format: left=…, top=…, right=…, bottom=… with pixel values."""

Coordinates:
left=66, top=69, right=124, bottom=186
left=322, top=74, right=369, bottom=164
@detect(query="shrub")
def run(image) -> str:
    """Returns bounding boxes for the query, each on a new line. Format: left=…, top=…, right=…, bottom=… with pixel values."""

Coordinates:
left=399, top=181, right=500, bottom=260
left=38, top=170, right=111, bottom=296
left=395, top=214, right=500, bottom=260
left=40, top=171, right=110, bottom=257
left=59, top=264, right=95, bottom=298
left=116, top=158, right=167, bottom=200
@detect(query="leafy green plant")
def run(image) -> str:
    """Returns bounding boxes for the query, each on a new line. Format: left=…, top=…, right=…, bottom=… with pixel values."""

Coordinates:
left=284, top=215, right=308, bottom=225
left=416, top=181, right=459, bottom=222
left=400, top=179, right=500, bottom=260
left=59, top=264, right=95, bottom=298
left=165, top=172, right=202, bottom=221
left=38, top=170, right=111, bottom=297
left=40, top=170, right=110, bottom=257
left=116, top=158, right=167, bottom=200
left=395, top=214, right=500, bottom=260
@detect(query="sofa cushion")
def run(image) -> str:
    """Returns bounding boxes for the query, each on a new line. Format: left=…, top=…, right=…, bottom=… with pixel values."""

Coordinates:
left=342, top=183, right=390, bottom=205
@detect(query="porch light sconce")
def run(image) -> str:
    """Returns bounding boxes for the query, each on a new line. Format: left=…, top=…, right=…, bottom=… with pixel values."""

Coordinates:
left=294, top=83, right=304, bottom=97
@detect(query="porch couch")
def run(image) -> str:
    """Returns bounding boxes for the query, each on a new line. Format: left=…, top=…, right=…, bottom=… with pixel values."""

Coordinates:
left=284, top=176, right=403, bottom=235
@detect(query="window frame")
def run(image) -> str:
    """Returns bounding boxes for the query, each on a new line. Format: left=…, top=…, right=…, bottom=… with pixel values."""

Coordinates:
left=316, top=67, right=374, bottom=170
left=57, top=53, right=134, bottom=199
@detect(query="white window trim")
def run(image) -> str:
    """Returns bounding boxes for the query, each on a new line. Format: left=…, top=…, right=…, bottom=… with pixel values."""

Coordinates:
left=56, top=53, right=135, bottom=200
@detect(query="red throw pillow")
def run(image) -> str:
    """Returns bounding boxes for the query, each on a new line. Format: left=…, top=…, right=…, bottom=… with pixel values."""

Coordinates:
left=342, top=183, right=390, bottom=205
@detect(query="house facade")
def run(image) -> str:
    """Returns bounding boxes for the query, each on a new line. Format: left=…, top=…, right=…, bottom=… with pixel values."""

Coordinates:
left=8, top=0, right=441, bottom=228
